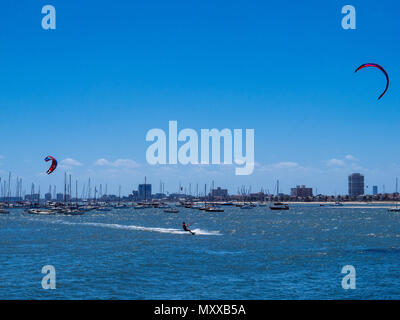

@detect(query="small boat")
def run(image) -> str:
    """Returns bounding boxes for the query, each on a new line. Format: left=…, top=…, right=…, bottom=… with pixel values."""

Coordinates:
left=63, top=209, right=84, bottom=216
left=26, top=209, right=55, bottom=215
left=164, top=208, right=179, bottom=213
left=205, top=207, right=224, bottom=213
left=240, top=205, right=254, bottom=210
left=388, top=202, right=400, bottom=212
left=221, top=202, right=234, bottom=206
left=96, top=207, right=112, bottom=212
left=198, top=202, right=211, bottom=210
left=0, top=208, right=10, bottom=214
left=269, top=202, right=289, bottom=210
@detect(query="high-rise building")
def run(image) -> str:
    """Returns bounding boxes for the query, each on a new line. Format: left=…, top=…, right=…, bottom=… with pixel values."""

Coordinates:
left=56, top=193, right=64, bottom=202
left=348, top=173, right=364, bottom=197
left=138, top=184, right=152, bottom=201
left=372, top=186, right=378, bottom=195
left=210, top=187, right=228, bottom=199
left=291, top=185, right=313, bottom=197
left=25, top=194, right=40, bottom=201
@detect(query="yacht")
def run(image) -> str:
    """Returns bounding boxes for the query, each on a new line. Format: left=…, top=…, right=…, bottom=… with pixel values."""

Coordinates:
left=388, top=202, right=400, bottom=212
left=205, top=207, right=224, bottom=213
left=269, top=202, right=289, bottom=210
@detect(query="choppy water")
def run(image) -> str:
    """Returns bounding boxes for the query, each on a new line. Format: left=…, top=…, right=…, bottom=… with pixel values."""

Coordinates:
left=1, top=204, right=400, bottom=299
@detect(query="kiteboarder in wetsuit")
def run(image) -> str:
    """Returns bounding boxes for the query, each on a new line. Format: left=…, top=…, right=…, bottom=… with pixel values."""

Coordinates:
left=182, top=221, right=195, bottom=235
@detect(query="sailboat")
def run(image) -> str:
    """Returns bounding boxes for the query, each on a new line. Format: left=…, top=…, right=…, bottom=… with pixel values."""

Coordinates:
left=269, top=180, right=289, bottom=210
left=388, top=202, right=400, bottom=212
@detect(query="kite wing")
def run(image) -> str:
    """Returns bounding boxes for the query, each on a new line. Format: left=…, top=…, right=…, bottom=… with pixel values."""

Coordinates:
left=45, top=156, right=58, bottom=175
left=355, top=63, right=389, bottom=100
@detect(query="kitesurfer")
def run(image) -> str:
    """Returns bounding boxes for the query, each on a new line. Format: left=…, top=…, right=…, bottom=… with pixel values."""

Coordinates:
left=182, top=221, right=195, bottom=235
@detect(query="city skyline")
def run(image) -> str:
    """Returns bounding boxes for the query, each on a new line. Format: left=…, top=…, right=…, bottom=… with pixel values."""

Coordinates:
left=1, top=1, right=400, bottom=195
left=0, top=170, right=399, bottom=199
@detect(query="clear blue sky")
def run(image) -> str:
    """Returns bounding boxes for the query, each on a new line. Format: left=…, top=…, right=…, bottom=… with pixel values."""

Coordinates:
left=0, top=0, right=399, bottom=196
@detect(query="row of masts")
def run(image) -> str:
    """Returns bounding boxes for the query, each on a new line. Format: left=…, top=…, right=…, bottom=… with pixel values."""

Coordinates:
left=3, top=172, right=399, bottom=202
left=0, top=175, right=286, bottom=201
left=0, top=171, right=123, bottom=204
left=61, top=172, right=115, bottom=203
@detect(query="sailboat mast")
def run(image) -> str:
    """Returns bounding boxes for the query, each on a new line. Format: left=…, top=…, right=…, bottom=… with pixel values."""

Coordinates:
left=8, top=172, right=11, bottom=205
left=64, top=172, right=67, bottom=203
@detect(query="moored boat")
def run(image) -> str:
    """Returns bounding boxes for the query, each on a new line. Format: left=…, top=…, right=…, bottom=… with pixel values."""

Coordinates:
left=164, top=208, right=179, bottom=213
left=26, top=208, right=55, bottom=215
left=269, top=202, right=289, bottom=210
left=97, top=207, right=112, bottom=212
left=205, top=207, right=224, bottom=213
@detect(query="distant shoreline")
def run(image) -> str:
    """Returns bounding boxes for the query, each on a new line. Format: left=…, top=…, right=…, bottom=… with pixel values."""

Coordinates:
left=288, top=201, right=399, bottom=205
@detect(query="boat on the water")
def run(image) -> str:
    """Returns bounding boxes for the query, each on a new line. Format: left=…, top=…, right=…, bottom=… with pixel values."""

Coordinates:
left=164, top=208, right=179, bottom=213
left=221, top=202, right=234, bottom=206
left=0, top=208, right=10, bottom=214
left=388, top=202, right=400, bottom=212
left=157, top=204, right=169, bottom=209
left=269, top=202, right=289, bottom=210
left=26, top=208, right=55, bottom=215
left=205, top=207, right=224, bottom=213
left=96, top=207, right=112, bottom=212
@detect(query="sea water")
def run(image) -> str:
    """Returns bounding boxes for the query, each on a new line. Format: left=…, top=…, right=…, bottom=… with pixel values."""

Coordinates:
left=1, top=204, right=400, bottom=299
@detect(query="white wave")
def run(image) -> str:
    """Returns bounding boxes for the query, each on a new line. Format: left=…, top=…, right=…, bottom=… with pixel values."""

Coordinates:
left=190, top=228, right=222, bottom=236
left=31, top=218, right=222, bottom=236
left=83, top=222, right=222, bottom=235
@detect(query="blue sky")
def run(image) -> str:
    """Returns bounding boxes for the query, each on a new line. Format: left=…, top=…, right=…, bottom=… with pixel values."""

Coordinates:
left=0, top=0, right=399, bottom=196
